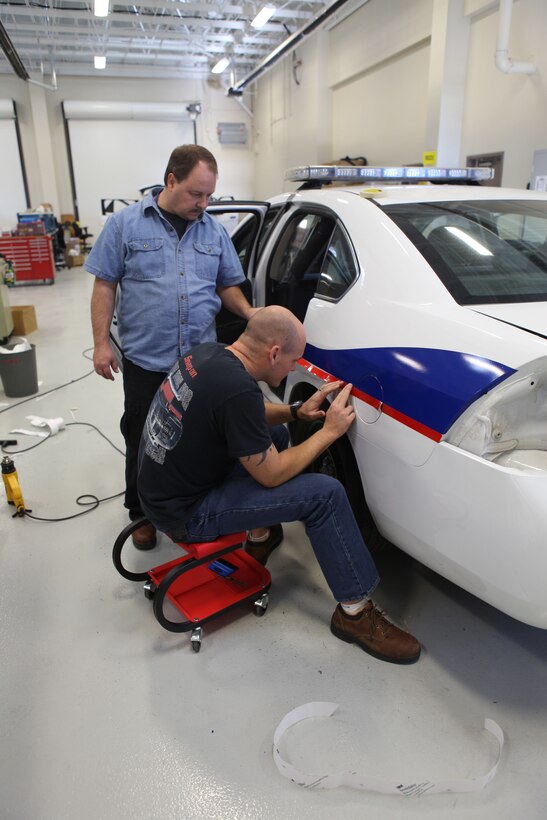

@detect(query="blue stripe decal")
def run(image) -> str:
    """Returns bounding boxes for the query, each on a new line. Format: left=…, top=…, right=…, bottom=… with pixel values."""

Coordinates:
left=304, top=344, right=515, bottom=434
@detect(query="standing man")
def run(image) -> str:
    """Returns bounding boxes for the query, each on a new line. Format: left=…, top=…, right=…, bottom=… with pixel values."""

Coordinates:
left=87, top=144, right=257, bottom=548
left=137, top=306, right=421, bottom=664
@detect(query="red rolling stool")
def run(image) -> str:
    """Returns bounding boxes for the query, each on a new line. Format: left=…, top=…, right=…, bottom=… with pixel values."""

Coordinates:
left=112, top=518, right=271, bottom=652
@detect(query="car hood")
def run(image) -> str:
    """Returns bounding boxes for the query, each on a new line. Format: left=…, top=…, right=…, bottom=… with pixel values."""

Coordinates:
left=469, top=303, right=547, bottom=341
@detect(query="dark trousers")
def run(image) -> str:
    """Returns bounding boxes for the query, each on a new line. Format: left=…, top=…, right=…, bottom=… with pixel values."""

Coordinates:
left=121, top=357, right=166, bottom=519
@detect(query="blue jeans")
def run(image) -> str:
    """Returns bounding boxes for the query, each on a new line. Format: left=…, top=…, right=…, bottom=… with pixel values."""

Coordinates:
left=183, top=426, right=379, bottom=603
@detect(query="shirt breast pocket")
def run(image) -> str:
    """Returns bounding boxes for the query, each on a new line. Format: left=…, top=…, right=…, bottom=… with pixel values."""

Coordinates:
left=125, top=238, right=164, bottom=279
left=194, top=242, right=221, bottom=281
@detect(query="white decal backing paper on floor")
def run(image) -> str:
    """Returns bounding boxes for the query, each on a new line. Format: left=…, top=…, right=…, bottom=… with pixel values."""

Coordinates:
left=273, top=701, right=504, bottom=796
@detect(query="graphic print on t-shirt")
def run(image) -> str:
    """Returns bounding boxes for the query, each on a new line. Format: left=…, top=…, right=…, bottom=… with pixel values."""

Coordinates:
left=144, top=361, right=193, bottom=464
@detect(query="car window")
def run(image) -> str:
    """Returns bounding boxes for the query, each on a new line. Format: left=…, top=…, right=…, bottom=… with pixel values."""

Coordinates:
left=225, top=213, right=259, bottom=274
left=266, top=211, right=336, bottom=321
left=315, top=224, right=359, bottom=301
left=227, top=206, right=280, bottom=275
left=385, top=200, right=547, bottom=305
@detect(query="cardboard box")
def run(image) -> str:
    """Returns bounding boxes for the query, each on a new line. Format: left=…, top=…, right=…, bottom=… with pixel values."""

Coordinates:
left=65, top=237, right=80, bottom=254
left=10, top=305, right=37, bottom=335
left=66, top=254, right=85, bottom=268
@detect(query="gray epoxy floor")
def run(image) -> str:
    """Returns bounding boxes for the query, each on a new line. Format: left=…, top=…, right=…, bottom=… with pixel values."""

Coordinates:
left=1, top=267, right=547, bottom=820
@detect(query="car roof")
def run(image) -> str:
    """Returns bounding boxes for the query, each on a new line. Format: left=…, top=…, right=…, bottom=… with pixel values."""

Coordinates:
left=280, top=183, right=547, bottom=208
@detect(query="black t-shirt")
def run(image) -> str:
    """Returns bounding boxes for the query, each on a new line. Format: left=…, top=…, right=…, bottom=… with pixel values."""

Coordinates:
left=157, top=204, right=188, bottom=239
left=137, top=342, right=272, bottom=534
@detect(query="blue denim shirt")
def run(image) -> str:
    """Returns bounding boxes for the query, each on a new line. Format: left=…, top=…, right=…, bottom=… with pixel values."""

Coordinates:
left=85, top=190, right=245, bottom=371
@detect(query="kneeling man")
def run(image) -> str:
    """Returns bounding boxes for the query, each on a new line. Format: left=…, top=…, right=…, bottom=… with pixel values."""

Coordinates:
left=137, top=306, right=420, bottom=664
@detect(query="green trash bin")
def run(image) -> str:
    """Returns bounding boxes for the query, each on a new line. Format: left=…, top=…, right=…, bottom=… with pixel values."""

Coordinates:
left=0, top=342, right=38, bottom=397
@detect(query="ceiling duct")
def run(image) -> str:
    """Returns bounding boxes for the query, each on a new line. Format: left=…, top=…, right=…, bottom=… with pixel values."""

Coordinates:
left=0, top=19, right=30, bottom=81
left=227, top=0, right=354, bottom=96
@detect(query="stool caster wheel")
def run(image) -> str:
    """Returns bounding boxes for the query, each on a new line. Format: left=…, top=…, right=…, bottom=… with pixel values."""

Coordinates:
left=253, top=592, right=269, bottom=617
left=143, top=580, right=156, bottom=600
left=191, top=626, right=202, bottom=652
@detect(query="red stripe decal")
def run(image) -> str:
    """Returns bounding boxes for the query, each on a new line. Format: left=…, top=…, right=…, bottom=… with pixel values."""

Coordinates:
left=297, top=358, right=442, bottom=443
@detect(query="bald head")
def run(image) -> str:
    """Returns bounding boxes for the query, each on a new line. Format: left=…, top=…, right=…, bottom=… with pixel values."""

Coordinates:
left=243, top=306, right=305, bottom=356
left=229, top=306, right=306, bottom=386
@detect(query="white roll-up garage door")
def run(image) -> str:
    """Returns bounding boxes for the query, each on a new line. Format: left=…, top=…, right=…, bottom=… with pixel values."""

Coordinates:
left=63, top=101, right=195, bottom=240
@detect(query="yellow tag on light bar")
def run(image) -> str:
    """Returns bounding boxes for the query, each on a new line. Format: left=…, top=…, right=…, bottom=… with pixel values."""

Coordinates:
left=422, top=150, right=437, bottom=166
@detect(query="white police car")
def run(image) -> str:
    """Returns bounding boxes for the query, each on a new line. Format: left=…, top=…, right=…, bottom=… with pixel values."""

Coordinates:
left=209, top=165, right=547, bottom=629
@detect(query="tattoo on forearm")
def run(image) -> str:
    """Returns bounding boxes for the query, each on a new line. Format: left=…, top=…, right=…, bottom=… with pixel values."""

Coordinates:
left=242, top=446, right=272, bottom=466
left=243, top=447, right=270, bottom=465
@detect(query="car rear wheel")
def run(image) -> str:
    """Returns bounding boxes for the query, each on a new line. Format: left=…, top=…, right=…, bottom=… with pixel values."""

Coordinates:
left=290, top=415, right=391, bottom=554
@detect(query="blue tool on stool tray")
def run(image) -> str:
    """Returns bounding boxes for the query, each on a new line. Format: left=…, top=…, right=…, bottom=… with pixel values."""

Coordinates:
left=112, top=518, right=271, bottom=652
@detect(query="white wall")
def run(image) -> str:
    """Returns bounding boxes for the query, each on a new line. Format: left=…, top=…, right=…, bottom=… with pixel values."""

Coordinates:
left=251, top=0, right=547, bottom=196
left=253, top=30, right=333, bottom=199
left=252, top=0, right=434, bottom=196
left=463, top=0, right=547, bottom=187
left=331, top=43, right=430, bottom=166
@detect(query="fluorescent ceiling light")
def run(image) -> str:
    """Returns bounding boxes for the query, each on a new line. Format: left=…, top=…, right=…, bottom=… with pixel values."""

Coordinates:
left=251, top=6, right=275, bottom=28
left=94, top=55, right=106, bottom=69
left=211, top=56, right=231, bottom=74
left=94, top=0, right=109, bottom=17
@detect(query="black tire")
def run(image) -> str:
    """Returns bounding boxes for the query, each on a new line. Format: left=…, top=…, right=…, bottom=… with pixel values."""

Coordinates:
left=254, top=604, right=267, bottom=617
left=191, top=641, right=201, bottom=653
left=290, top=415, right=391, bottom=554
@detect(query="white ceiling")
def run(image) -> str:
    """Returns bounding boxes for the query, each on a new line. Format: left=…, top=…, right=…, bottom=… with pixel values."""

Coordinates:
left=0, top=0, right=334, bottom=83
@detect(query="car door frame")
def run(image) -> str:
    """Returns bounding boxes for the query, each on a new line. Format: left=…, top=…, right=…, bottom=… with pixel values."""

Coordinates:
left=206, top=201, right=271, bottom=343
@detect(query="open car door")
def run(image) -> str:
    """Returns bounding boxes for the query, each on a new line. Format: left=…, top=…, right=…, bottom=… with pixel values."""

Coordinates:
left=206, top=201, right=270, bottom=344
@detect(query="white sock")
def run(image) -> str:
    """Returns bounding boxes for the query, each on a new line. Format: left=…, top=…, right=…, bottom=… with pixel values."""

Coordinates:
left=247, top=529, right=270, bottom=543
left=341, top=599, right=369, bottom=616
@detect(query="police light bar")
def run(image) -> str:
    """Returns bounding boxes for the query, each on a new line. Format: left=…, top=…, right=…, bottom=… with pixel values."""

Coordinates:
left=285, top=165, right=495, bottom=183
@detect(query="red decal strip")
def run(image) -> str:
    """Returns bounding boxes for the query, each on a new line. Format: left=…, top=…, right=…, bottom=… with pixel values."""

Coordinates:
left=297, top=358, right=442, bottom=443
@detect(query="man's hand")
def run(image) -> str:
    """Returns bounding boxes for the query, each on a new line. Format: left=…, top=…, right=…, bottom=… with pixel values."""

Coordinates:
left=93, top=341, right=119, bottom=380
left=322, top=383, right=355, bottom=439
left=242, top=382, right=355, bottom=488
left=297, top=380, right=345, bottom=422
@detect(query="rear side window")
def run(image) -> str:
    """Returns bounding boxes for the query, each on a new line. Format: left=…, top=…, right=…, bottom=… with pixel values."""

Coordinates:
left=266, top=210, right=357, bottom=321
left=385, top=200, right=547, bottom=305
left=316, top=224, right=359, bottom=300
left=266, top=211, right=335, bottom=321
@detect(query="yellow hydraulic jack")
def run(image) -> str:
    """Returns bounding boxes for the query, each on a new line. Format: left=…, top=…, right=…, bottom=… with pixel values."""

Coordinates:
left=2, top=456, right=29, bottom=517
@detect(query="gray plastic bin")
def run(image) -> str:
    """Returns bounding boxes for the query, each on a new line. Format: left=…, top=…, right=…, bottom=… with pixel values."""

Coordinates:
left=0, top=343, right=38, bottom=397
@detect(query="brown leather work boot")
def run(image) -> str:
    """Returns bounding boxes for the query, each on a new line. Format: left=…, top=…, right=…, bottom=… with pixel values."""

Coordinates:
left=330, top=601, right=421, bottom=664
left=131, top=521, right=157, bottom=550
left=244, top=524, right=283, bottom=566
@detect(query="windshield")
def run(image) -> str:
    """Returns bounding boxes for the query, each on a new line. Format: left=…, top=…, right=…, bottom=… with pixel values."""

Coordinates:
left=384, top=200, right=547, bottom=305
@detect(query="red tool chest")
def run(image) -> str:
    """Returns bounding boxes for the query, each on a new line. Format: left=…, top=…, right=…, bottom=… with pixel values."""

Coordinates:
left=0, top=235, right=55, bottom=285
